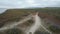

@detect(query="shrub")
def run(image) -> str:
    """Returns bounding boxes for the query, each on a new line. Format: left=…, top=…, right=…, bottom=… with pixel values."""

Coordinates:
left=5, top=28, right=24, bottom=34
left=49, top=25, right=60, bottom=33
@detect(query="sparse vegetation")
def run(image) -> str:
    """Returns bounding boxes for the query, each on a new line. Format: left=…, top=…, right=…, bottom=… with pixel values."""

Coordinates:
left=49, top=25, right=60, bottom=34
left=0, top=28, right=24, bottom=34
left=5, top=28, right=23, bottom=34
left=0, top=7, right=60, bottom=34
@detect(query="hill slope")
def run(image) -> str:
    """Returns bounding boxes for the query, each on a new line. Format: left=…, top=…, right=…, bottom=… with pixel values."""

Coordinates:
left=0, top=8, right=60, bottom=34
left=0, top=8, right=60, bottom=27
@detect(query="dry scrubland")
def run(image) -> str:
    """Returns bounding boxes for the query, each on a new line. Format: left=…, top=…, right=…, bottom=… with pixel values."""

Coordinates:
left=0, top=7, right=60, bottom=34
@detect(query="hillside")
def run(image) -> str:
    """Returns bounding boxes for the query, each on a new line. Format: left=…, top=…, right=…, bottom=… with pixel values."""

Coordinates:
left=0, top=7, right=60, bottom=34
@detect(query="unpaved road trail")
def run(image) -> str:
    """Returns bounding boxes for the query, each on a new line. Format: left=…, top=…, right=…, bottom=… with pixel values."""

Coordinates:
left=0, top=15, right=32, bottom=31
left=0, top=14, right=57, bottom=34
left=26, top=13, right=52, bottom=34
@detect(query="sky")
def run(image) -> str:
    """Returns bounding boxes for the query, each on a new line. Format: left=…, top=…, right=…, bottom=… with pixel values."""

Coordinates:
left=0, top=0, right=60, bottom=13
left=0, top=0, right=60, bottom=8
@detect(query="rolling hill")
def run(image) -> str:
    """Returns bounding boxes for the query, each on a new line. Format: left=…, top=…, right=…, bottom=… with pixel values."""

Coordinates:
left=0, top=7, right=60, bottom=34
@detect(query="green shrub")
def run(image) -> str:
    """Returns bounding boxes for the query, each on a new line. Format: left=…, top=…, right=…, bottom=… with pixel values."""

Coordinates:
left=5, top=28, right=23, bottom=34
left=55, top=16, right=60, bottom=20
left=49, top=25, right=60, bottom=33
